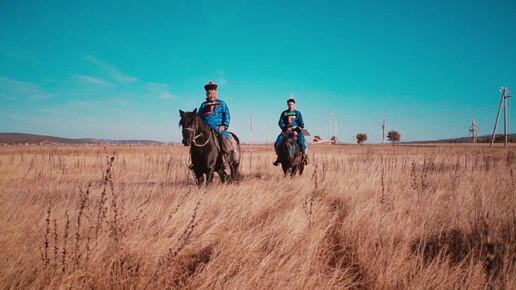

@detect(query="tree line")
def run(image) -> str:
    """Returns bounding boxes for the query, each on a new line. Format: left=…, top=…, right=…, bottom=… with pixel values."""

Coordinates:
left=312, top=130, right=401, bottom=145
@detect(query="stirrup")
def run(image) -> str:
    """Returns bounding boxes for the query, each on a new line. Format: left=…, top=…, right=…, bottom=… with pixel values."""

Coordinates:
left=221, top=153, right=231, bottom=174
left=303, top=154, right=309, bottom=165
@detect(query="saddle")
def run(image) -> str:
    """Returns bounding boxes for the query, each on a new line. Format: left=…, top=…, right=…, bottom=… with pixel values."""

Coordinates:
left=210, top=130, right=239, bottom=159
left=281, top=131, right=301, bottom=147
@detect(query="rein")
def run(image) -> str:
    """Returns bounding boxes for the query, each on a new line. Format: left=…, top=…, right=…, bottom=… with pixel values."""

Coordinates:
left=184, top=127, right=210, bottom=147
left=283, top=134, right=298, bottom=159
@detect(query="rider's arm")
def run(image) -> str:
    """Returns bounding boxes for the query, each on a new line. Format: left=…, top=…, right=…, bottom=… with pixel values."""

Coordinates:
left=297, top=111, right=305, bottom=129
left=221, top=101, right=230, bottom=128
left=278, top=112, right=286, bottom=131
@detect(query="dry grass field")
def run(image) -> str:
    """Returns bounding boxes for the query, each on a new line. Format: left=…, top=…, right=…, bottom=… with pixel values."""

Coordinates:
left=0, top=144, right=515, bottom=289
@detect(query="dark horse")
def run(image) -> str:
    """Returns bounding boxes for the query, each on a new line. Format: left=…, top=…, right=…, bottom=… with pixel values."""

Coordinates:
left=277, top=131, right=305, bottom=177
left=179, top=108, right=241, bottom=185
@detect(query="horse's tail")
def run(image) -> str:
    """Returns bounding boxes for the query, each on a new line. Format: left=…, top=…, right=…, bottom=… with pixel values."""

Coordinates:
left=227, top=132, right=241, bottom=180
left=229, top=132, right=240, bottom=145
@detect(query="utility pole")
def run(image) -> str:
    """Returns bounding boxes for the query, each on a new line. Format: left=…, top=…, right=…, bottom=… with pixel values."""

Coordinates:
left=381, top=113, right=386, bottom=144
left=267, top=115, right=270, bottom=143
left=469, top=118, right=478, bottom=143
left=328, top=110, right=332, bottom=144
left=505, top=88, right=510, bottom=146
left=490, top=86, right=511, bottom=147
left=335, top=121, right=338, bottom=144
left=249, top=114, right=253, bottom=144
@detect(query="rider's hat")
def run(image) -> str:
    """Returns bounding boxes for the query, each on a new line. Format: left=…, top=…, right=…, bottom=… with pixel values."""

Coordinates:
left=204, top=81, right=218, bottom=91
left=287, top=98, right=295, bottom=103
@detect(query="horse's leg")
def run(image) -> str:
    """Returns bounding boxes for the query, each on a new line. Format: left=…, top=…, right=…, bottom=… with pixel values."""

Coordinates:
left=282, top=163, right=289, bottom=177
left=216, top=169, right=228, bottom=183
left=230, top=161, right=240, bottom=180
left=231, top=145, right=241, bottom=180
left=206, top=169, right=215, bottom=185
left=291, top=165, right=298, bottom=177
left=227, top=153, right=239, bottom=182
left=195, top=172, right=205, bottom=186
left=214, top=154, right=228, bottom=183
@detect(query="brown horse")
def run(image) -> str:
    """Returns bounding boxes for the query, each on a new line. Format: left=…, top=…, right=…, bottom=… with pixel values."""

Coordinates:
left=179, top=109, right=241, bottom=185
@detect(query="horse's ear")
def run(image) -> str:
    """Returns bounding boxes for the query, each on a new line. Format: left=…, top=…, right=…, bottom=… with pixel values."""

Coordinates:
left=193, top=108, right=197, bottom=114
left=179, top=110, right=184, bottom=117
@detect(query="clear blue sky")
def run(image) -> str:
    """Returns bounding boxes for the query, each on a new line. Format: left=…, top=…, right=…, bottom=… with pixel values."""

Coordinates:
left=1, top=0, right=515, bottom=143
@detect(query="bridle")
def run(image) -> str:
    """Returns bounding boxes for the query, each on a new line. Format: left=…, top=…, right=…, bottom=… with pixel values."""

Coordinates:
left=183, top=127, right=210, bottom=147
left=283, top=132, right=298, bottom=158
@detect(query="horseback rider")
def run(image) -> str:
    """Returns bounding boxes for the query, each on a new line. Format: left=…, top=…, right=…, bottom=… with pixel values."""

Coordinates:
left=197, top=81, right=233, bottom=171
left=273, top=98, right=308, bottom=166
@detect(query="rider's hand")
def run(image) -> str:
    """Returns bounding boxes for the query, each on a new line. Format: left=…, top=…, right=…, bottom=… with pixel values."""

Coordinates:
left=293, top=131, right=298, bottom=136
left=286, top=128, right=292, bottom=132
left=218, top=125, right=225, bottom=132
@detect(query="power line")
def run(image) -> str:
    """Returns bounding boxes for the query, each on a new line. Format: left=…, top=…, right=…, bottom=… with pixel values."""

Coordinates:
left=333, top=105, right=498, bottom=124
left=389, top=105, right=498, bottom=122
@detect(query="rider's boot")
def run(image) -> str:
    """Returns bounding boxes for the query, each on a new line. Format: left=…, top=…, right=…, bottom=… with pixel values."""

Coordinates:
left=273, top=144, right=280, bottom=166
left=273, top=156, right=280, bottom=166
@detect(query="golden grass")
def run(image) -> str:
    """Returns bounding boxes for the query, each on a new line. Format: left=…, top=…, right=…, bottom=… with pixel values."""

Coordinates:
left=0, top=144, right=515, bottom=289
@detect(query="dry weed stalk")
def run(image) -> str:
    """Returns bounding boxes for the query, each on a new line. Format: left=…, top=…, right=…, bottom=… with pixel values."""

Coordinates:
left=61, top=211, right=70, bottom=273
left=379, top=158, right=387, bottom=205
left=42, top=207, right=51, bottom=266
left=311, top=157, right=319, bottom=189
left=172, top=199, right=201, bottom=258
left=303, top=190, right=316, bottom=227
left=95, top=155, right=115, bottom=241
left=167, top=188, right=192, bottom=222
left=107, top=156, right=122, bottom=249
left=149, top=199, right=202, bottom=288
left=410, top=158, right=430, bottom=194
left=73, top=183, right=91, bottom=270
left=52, top=219, right=58, bottom=269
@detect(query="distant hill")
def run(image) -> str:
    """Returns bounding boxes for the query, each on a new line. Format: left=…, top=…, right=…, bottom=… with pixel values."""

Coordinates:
left=0, top=133, right=165, bottom=145
left=1, top=132, right=514, bottom=145
left=405, top=133, right=516, bottom=144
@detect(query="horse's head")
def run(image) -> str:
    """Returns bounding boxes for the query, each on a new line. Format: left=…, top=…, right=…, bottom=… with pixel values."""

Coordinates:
left=282, top=131, right=299, bottom=159
left=179, top=108, right=200, bottom=146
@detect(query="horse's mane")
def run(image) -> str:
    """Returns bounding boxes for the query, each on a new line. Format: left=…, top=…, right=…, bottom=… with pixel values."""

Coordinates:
left=282, top=133, right=300, bottom=157
left=179, top=110, right=211, bottom=133
left=196, top=114, right=211, bottom=132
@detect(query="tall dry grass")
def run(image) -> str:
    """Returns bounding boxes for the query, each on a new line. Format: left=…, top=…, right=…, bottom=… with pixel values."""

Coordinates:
left=0, top=144, right=515, bottom=289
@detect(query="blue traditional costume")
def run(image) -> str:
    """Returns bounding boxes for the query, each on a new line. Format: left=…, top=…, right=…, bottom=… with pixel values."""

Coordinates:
left=197, top=81, right=231, bottom=140
left=194, top=81, right=233, bottom=173
left=275, top=110, right=306, bottom=152
left=274, top=98, right=307, bottom=165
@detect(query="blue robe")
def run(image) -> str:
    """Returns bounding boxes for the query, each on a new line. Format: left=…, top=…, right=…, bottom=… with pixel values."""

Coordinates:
left=197, top=98, right=230, bottom=139
left=275, top=109, right=306, bottom=152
